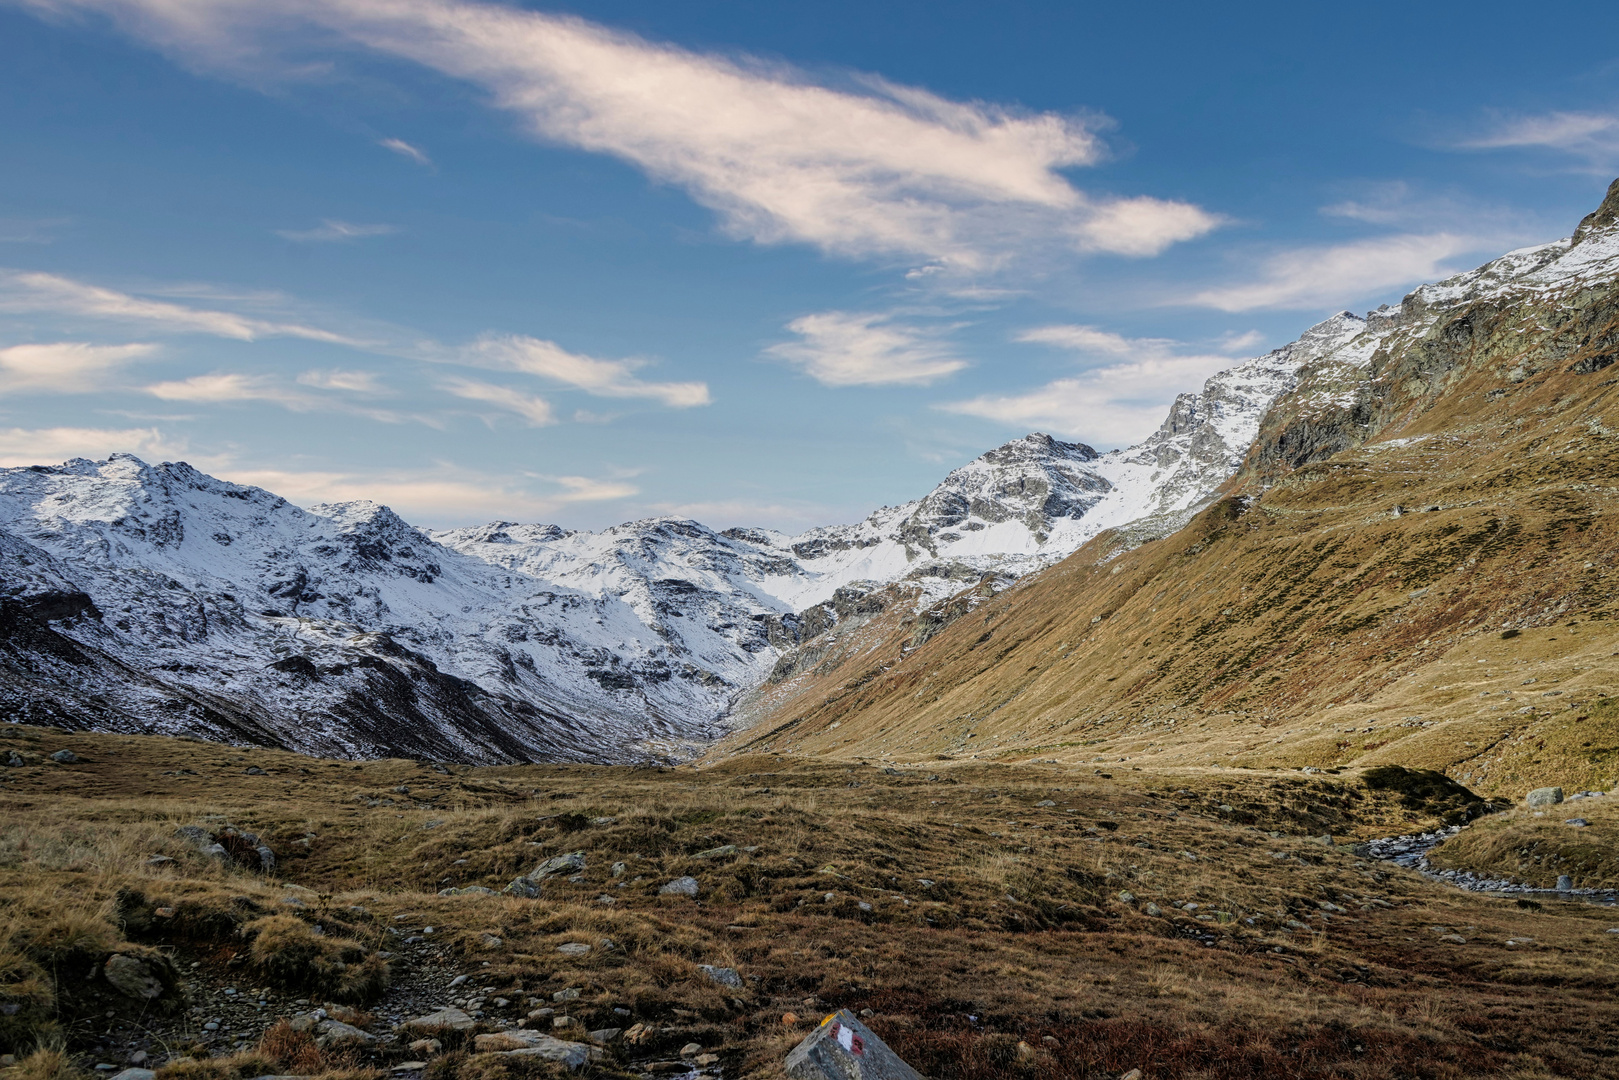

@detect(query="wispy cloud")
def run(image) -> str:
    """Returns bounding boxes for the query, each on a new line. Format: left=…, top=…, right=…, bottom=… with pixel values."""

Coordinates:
left=466, top=335, right=710, bottom=407
left=939, top=325, right=1242, bottom=445
left=766, top=311, right=967, bottom=387
left=211, top=463, right=635, bottom=526
left=0, top=270, right=362, bottom=343
left=440, top=376, right=557, bottom=425
left=0, top=425, right=185, bottom=467
left=146, top=371, right=433, bottom=425
left=1186, top=233, right=1477, bottom=312
left=0, top=341, right=157, bottom=393
left=22, top=0, right=1220, bottom=269
left=296, top=368, right=387, bottom=392
left=379, top=136, right=431, bottom=165
left=1454, top=110, right=1619, bottom=167
left=276, top=219, right=397, bottom=242
left=0, top=217, right=72, bottom=244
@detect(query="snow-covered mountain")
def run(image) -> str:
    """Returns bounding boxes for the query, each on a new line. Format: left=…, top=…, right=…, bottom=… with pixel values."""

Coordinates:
left=7, top=191, right=1615, bottom=762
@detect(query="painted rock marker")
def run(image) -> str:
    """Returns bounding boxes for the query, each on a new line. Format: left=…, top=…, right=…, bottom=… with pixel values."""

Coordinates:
left=785, top=1009, right=923, bottom=1080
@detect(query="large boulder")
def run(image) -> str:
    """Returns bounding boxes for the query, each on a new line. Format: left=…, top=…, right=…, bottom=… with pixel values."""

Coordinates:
left=785, top=1010, right=923, bottom=1080
left=1527, top=787, right=1564, bottom=809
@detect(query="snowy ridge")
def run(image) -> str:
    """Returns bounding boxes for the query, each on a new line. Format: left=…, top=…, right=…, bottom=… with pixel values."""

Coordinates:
left=4, top=196, right=1617, bottom=761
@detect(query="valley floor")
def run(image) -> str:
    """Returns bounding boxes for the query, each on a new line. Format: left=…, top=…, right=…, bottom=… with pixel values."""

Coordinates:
left=2, top=725, right=1618, bottom=1080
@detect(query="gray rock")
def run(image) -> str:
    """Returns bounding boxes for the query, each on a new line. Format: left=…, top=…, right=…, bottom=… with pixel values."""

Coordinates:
left=1527, top=787, right=1564, bottom=809
left=697, top=965, right=743, bottom=988
left=491, top=1033, right=596, bottom=1070
left=611, top=862, right=627, bottom=878
left=556, top=942, right=590, bottom=956
left=1035, top=800, right=1056, bottom=807
left=693, top=845, right=736, bottom=859
left=103, top=955, right=164, bottom=1000
left=109, top=1069, right=156, bottom=1080
left=552, top=988, right=580, bottom=1002
left=1557, top=874, right=1574, bottom=891
left=314, top=1019, right=373, bottom=1047
left=502, top=877, right=541, bottom=899
left=785, top=1008, right=923, bottom=1080
left=401, top=1007, right=476, bottom=1032
left=530, top=852, right=586, bottom=879
left=1144, top=903, right=1162, bottom=917
left=589, top=1028, right=622, bottom=1045
left=146, top=855, right=176, bottom=867
left=50, top=749, right=80, bottom=764
left=1565, top=818, right=1590, bottom=827
left=660, top=876, right=700, bottom=897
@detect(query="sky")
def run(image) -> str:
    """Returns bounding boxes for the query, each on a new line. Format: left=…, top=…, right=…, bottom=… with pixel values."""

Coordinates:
left=2, top=0, right=1619, bottom=531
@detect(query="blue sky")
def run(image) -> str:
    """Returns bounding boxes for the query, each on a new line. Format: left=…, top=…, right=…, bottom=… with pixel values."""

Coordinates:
left=2, top=0, right=1618, bottom=530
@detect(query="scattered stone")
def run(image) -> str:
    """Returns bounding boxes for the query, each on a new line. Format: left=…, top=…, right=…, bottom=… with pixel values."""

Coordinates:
left=530, top=852, right=586, bottom=879
left=556, top=942, right=590, bottom=956
left=695, top=1055, right=720, bottom=1067
left=108, top=1069, right=155, bottom=1080
left=592, top=816, right=618, bottom=826
left=503, top=878, right=541, bottom=899
left=660, top=876, right=700, bottom=897
left=552, top=988, right=581, bottom=1002
left=611, top=862, right=627, bottom=877
left=784, top=1008, right=923, bottom=1080
left=1116, top=891, right=1135, bottom=903
left=245, top=766, right=266, bottom=776
left=694, top=845, right=736, bottom=859
left=1566, top=818, right=1590, bottom=827
left=408, top=1039, right=442, bottom=1057
left=146, top=855, right=175, bottom=867
left=50, top=749, right=80, bottom=764
left=680, top=1043, right=703, bottom=1057
left=448, top=975, right=469, bottom=988
left=1527, top=787, right=1565, bottom=809
left=480, top=934, right=504, bottom=947
left=623, top=1023, right=654, bottom=1046
left=1035, top=800, right=1056, bottom=807
left=1120, top=1071, right=1143, bottom=1080
left=1439, top=934, right=1467, bottom=944
left=1557, top=875, right=1574, bottom=892
left=313, top=1019, right=373, bottom=1047
left=1144, top=903, right=1162, bottom=917
left=476, top=1031, right=595, bottom=1069
left=1317, top=901, right=1345, bottom=913
left=782, top=1013, right=801, bottom=1026
left=128, top=1052, right=148, bottom=1066
left=103, top=954, right=165, bottom=1000
left=391, top=1064, right=428, bottom=1072
left=698, top=965, right=743, bottom=989
left=589, top=1028, right=622, bottom=1045
left=401, top=1007, right=476, bottom=1032
left=1014, top=1042, right=1036, bottom=1063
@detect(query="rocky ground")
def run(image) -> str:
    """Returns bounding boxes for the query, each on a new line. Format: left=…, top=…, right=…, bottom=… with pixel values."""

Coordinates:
left=4, top=723, right=1619, bottom=1080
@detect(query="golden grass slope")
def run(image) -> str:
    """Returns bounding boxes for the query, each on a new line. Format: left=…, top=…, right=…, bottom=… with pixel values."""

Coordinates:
left=720, top=200, right=1619, bottom=803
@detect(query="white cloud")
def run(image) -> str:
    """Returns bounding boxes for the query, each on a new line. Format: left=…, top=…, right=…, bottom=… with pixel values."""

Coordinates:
left=1456, top=111, right=1619, bottom=165
left=0, top=341, right=157, bottom=393
left=939, top=325, right=1238, bottom=445
left=277, top=219, right=397, bottom=242
left=0, top=270, right=361, bottom=343
left=296, top=368, right=386, bottom=392
left=211, top=464, right=634, bottom=526
left=22, top=0, right=1219, bottom=268
left=0, top=425, right=185, bottom=467
left=767, top=311, right=967, bottom=387
left=146, top=372, right=316, bottom=407
left=440, top=376, right=557, bottom=425
left=379, top=136, right=431, bottom=165
left=466, top=335, right=710, bottom=407
left=1187, top=233, right=1476, bottom=312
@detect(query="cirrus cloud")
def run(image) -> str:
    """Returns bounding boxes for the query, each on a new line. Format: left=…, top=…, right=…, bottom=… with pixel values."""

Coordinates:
left=766, top=311, right=967, bottom=387
left=0, top=341, right=157, bottom=393
left=16, top=0, right=1220, bottom=269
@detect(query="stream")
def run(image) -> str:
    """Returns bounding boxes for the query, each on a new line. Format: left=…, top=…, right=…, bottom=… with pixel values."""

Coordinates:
left=1362, top=815, right=1619, bottom=908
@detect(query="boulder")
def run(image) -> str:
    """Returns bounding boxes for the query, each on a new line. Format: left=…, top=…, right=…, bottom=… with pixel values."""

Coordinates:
left=502, top=878, right=541, bottom=899
left=313, top=1019, right=373, bottom=1047
left=1527, top=787, right=1564, bottom=809
left=475, top=1030, right=595, bottom=1069
left=401, top=1007, right=476, bottom=1032
left=698, top=965, right=743, bottom=988
left=108, top=1069, right=155, bottom=1080
left=785, top=1010, right=922, bottom=1080
left=693, top=845, right=736, bottom=859
left=659, top=876, right=700, bottom=897
left=556, top=942, right=590, bottom=956
left=530, top=852, right=586, bottom=879
left=50, top=749, right=80, bottom=764
left=103, top=954, right=165, bottom=1000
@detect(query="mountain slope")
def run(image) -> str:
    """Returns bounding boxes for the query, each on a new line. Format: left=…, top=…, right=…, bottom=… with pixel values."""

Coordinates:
left=720, top=179, right=1619, bottom=800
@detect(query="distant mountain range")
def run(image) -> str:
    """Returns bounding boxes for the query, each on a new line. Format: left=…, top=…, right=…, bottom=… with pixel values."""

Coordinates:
left=7, top=181, right=1616, bottom=763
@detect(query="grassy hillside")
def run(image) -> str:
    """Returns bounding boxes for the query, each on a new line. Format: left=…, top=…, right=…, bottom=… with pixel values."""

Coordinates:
left=719, top=186, right=1619, bottom=804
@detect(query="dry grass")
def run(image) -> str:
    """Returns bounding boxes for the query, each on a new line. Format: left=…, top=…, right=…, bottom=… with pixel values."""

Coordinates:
left=1427, top=789, right=1619, bottom=888
left=2, top=725, right=1618, bottom=1078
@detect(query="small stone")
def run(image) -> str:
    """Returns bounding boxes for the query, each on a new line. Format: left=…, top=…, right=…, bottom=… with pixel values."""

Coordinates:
left=448, top=975, right=469, bottom=988
left=695, top=1054, right=720, bottom=1066
left=103, top=954, right=165, bottom=1000
left=1040, top=1036, right=1059, bottom=1048
left=108, top=1070, right=155, bottom=1080
left=659, top=876, right=700, bottom=897
left=588, top=1028, right=622, bottom=1044
left=556, top=942, right=590, bottom=956
left=611, top=862, right=627, bottom=877
left=1014, top=1041, right=1036, bottom=1063
left=693, top=845, right=736, bottom=859
left=401, top=1007, right=476, bottom=1032
left=1565, top=818, right=1590, bottom=827
left=1116, top=890, right=1135, bottom=904
left=552, top=988, right=581, bottom=1002
left=782, top=1013, right=800, bottom=1026
left=1527, top=787, right=1564, bottom=809
left=503, top=877, right=541, bottom=899
left=1557, top=874, right=1574, bottom=891
left=481, top=934, right=504, bottom=947
left=1035, top=800, right=1056, bottom=807
left=1144, top=903, right=1162, bottom=917
left=530, top=852, right=586, bottom=879
left=857, top=901, right=873, bottom=913
left=1439, top=934, right=1467, bottom=944
left=244, top=766, right=266, bottom=776
left=203, top=1022, right=220, bottom=1032
left=697, top=965, right=743, bottom=988
left=50, top=749, right=80, bottom=764
left=680, top=1043, right=703, bottom=1057
left=1120, top=1071, right=1143, bottom=1080
left=128, top=1052, right=149, bottom=1066
left=146, top=855, right=175, bottom=867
